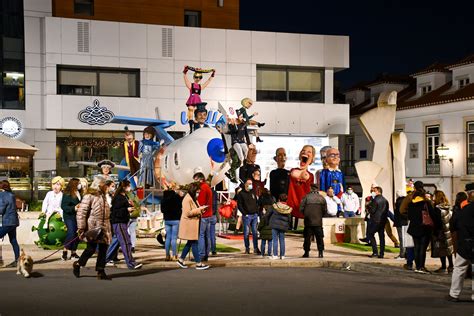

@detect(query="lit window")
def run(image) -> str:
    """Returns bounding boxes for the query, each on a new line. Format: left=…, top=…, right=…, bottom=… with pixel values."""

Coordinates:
left=425, top=125, right=440, bottom=175
left=184, top=10, right=201, bottom=27
left=468, top=121, right=474, bottom=174
left=74, top=0, right=94, bottom=16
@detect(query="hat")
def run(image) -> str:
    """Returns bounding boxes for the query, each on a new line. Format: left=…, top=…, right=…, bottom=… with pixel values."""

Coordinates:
left=98, top=159, right=115, bottom=169
left=194, top=102, right=208, bottom=117
left=465, top=182, right=474, bottom=191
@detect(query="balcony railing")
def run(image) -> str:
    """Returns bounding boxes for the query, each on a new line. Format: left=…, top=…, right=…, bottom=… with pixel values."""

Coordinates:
left=340, top=160, right=357, bottom=177
left=468, top=157, right=474, bottom=175
left=426, top=158, right=440, bottom=175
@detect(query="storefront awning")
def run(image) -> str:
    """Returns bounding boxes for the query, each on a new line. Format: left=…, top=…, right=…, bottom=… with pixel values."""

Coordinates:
left=0, top=135, right=38, bottom=156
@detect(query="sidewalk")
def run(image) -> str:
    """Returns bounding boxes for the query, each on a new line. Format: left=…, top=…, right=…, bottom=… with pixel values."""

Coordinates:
left=0, top=233, right=446, bottom=274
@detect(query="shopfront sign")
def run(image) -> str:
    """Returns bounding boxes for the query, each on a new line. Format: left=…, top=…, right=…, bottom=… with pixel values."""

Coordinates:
left=78, top=99, right=114, bottom=125
left=0, top=117, right=23, bottom=138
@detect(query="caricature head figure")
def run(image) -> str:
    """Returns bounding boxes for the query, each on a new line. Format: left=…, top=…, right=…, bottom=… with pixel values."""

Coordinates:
left=320, top=145, right=332, bottom=169
left=241, top=98, right=253, bottom=109
left=51, top=176, right=65, bottom=193
left=274, top=148, right=287, bottom=169
left=194, top=103, right=208, bottom=124
left=193, top=72, right=203, bottom=83
left=124, top=128, right=135, bottom=143
left=101, top=165, right=112, bottom=176
left=247, top=147, right=257, bottom=164
left=325, top=148, right=340, bottom=170
left=299, top=145, right=315, bottom=170
left=143, top=126, right=156, bottom=140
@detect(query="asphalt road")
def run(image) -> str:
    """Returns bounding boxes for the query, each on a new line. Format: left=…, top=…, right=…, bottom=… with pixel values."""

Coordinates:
left=0, top=267, right=472, bottom=316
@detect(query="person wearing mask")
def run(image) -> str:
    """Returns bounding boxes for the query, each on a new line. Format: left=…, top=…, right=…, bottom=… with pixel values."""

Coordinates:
left=0, top=180, right=20, bottom=268
left=236, top=179, right=261, bottom=255
left=265, top=194, right=292, bottom=260
left=61, top=178, right=82, bottom=261
left=367, top=186, right=389, bottom=259
left=300, top=184, right=328, bottom=258
left=407, top=181, right=440, bottom=274
left=108, top=180, right=142, bottom=270
left=447, top=187, right=474, bottom=302
left=257, top=189, right=275, bottom=257
left=325, top=187, right=342, bottom=217
left=73, top=176, right=113, bottom=280
left=176, top=182, right=210, bottom=270
left=432, top=190, right=454, bottom=274
left=105, top=180, right=115, bottom=207
left=341, top=186, right=359, bottom=218
left=161, top=185, right=183, bottom=261
left=193, top=172, right=213, bottom=262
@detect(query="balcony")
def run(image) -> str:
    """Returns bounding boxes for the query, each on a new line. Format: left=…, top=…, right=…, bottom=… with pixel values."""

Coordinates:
left=426, top=158, right=440, bottom=175
left=468, top=157, right=474, bottom=175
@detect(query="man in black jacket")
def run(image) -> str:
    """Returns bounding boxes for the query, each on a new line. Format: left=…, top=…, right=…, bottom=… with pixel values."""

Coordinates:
left=447, top=186, right=474, bottom=302
left=237, top=179, right=261, bottom=254
left=300, top=184, right=327, bottom=258
left=367, top=186, right=389, bottom=258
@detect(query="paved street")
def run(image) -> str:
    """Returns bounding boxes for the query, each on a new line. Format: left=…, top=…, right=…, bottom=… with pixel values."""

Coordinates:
left=0, top=267, right=472, bottom=316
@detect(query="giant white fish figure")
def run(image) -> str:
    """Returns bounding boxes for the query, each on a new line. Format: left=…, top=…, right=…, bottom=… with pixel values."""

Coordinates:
left=160, top=127, right=229, bottom=187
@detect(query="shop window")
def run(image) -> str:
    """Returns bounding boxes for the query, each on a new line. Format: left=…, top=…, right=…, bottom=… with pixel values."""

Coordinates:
left=467, top=121, right=474, bottom=174
left=74, top=0, right=94, bottom=16
left=257, top=66, right=323, bottom=102
left=184, top=10, right=201, bottom=27
left=57, top=65, right=140, bottom=97
left=425, top=124, right=440, bottom=175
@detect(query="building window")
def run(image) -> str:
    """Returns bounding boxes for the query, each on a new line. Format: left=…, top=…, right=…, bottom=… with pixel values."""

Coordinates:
left=425, top=124, right=440, bottom=175
left=184, top=10, right=201, bottom=27
left=468, top=121, right=474, bottom=175
left=0, top=0, right=25, bottom=110
left=459, top=77, right=470, bottom=89
left=74, top=0, right=94, bottom=16
left=57, top=66, right=140, bottom=97
left=421, top=85, right=432, bottom=95
left=257, top=66, right=323, bottom=102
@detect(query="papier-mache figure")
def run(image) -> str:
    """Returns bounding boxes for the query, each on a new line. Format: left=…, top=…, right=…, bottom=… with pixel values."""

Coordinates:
left=287, top=145, right=315, bottom=220
left=237, top=98, right=265, bottom=142
left=183, top=65, right=215, bottom=132
left=226, top=112, right=252, bottom=183
left=41, top=176, right=65, bottom=228
left=315, top=145, right=332, bottom=190
left=123, top=127, right=140, bottom=182
left=269, top=147, right=290, bottom=201
left=319, top=147, right=345, bottom=198
left=138, top=126, right=160, bottom=188
left=97, top=159, right=115, bottom=180
left=190, top=102, right=209, bottom=133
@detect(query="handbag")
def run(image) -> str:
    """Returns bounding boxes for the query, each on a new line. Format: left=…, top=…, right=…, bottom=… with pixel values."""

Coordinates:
left=402, top=225, right=414, bottom=248
left=421, top=203, right=434, bottom=227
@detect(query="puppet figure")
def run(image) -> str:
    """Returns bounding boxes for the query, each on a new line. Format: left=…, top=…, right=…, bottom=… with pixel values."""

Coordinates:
left=183, top=65, right=215, bottom=132
left=190, top=103, right=209, bottom=133
left=319, top=147, right=345, bottom=198
left=237, top=98, right=265, bottom=142
left=226, top=113, right=252, bottom=183
left=315, top=145, right=332, bottom=190
left=138, top=126, right=160, bottom=188
left=97, top=160, right=115, bottom=180
left=123, top=127, right=140, bottom=183
left=269, top=147, right=290, bottom=201
left=287, top=145, right=315, bottom=222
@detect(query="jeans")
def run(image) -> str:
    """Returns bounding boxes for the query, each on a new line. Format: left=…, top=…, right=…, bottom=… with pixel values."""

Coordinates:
left=63, top=217, right=79, bottom=251
left=128, top=219, right=137, bottom=248
left=406, top=247, right=415, bottom=268
left=0, top=226, right=20, bottom=261
left=78, top=242, right=108, bottom=271
left=180, top=240, right=200, bottom=263
left=343, top=211, right=355, bottom=218
left=368, top=222, right=385, bottom=257
left=199, top=217, right=212, bottom=260
left=261, top=239, right=273, bottom=256
left=272, top=229, right=286, bottom=257
left=243, top=214, right=259, bottom=251
left=303, top=226, right=324, bottom=252
left=209, top=215, right=217, bottom=253
left=165, top=220, right=179, bottom=256
left=413, top=234, right=431, bottom=270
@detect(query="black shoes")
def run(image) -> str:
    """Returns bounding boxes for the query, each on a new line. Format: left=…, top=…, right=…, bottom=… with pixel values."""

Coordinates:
left=445, top=295, right=459, bottom=302
left=245, top=249, right=250, bottom=254
left=257, top=122, right=265, bottom=128
left=302, top=252, right=309, bottom=258
left=368, top=254, right=378, bottom=258
left=212, top=251, right=217, bottom=256
left=254, top=249, right=262, bottom=255
left=256, top=137, right=263, bottom=143
left=71, top=252, right=80, bottom=259
left=318, top=251, right=324, bottom=258
left=62, top=251, right=68, bottom=261
left=5, top=261, right=17, bottom=268
left=131, top=247, right=135, bottom=253
left=97, top=270, right=112, bottom=280
left=359, top=238, right=368, bottom=243
left=73, top=261, right=80, bottom=278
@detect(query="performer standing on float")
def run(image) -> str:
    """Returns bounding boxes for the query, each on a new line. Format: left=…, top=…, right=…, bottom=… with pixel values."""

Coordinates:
left=319, top=148, right=345, bottom=198
left=138, top=126, right=160, bottom=188
left=123, top=127, right=140, bottom=185
left=287, top=145, right=315, bottom=230
left=183, top=65, right=215, bottom=132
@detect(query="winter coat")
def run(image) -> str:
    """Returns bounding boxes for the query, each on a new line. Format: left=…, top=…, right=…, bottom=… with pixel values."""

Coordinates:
left=236, top=189, right=259, bottom=216
left=61, top=193, right=80, bottom=221
left=161, top=190, right=183, bottom=221
left=450, top=202, right=474, bottom=260
left=76, top=190, right=112, bottom=244
left=299, top=190, right=327, bottom=227
left=367, top=195, right=389, bottom=228
left=258, top=214, right=273, bottom=240
left=393, top=196, right=408, bottom=227
left=110, top=193, right=131, bottom=224
left=178, top=194, right=202, bottom=241
left=0, top=190, right=19, bottom=227
left=266, top=202, right=292, bottom=232
left=431, top=203, right=454, bottom=257
left=407, top=196, right=440, bottom=238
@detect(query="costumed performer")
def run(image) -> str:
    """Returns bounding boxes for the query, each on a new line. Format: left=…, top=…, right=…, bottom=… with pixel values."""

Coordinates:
left=287, top=145, right=315, bottom=230
left=183, top=65, right=215, bottom=132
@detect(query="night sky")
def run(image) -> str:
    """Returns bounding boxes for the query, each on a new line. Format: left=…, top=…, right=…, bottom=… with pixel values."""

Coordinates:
left=240, top=0, right=474, bottom=90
